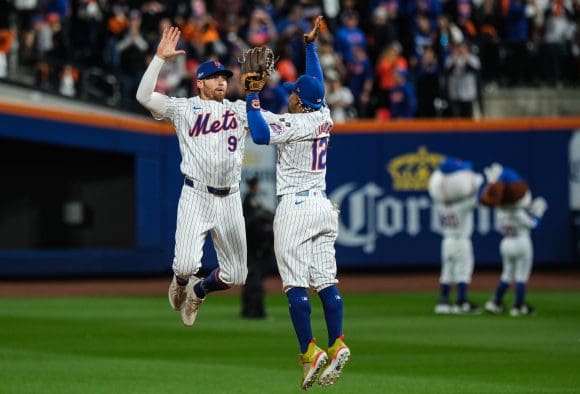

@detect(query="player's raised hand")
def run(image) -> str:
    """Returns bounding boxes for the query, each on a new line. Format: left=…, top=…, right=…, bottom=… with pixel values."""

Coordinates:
left=156, top=26, right=186, bottom=60
left=484, top=162, right=503, bottom=184
left=530, top=197, right=548, bottom=218
left=304, top=16, right=323, bottom=44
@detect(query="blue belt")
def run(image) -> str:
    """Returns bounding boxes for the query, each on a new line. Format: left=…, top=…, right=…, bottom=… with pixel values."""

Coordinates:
left=277, top=190, right=326, bottom=203
left=184, top=177, right=232, bottom=197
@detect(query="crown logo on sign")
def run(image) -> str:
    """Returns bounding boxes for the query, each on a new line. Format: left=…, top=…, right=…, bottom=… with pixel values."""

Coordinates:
left=387, top=146, right=445, bottom=191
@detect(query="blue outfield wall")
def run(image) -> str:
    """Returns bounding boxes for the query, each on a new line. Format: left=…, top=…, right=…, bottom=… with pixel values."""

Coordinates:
left=327, top=130, right=573, bottom=268
left=0, top=106, right=577, bottom=276
left=0, top=110, right=182, bottom=277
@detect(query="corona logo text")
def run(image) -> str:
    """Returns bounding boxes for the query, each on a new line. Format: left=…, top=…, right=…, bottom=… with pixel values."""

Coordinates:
left=330, top=182, right=495, bottom=253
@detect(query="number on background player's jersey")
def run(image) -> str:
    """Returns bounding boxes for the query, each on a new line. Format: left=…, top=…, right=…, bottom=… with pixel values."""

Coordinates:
left=501, top=225, right=517, bottom=237
left=441, top=213, right=459, bottom=228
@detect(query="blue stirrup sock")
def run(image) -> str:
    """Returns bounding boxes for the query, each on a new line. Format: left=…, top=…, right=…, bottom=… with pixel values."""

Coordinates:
left=456, top=282, right=468, bottom=304
left=493, top=280, right=510, bottom=304
left=319, top=285, right=344, bottom=347
left=514, top=282, right=527, bottom=308
left=286, top=287, right=313, bottom=354
left=194, top=268, right=229, bottom=299
left=439, top=283, right=451, bottom=303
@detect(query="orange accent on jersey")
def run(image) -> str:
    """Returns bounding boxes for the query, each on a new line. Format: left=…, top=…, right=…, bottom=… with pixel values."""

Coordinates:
left=552, top=0, right=564, bottom=16
left=481, top=25, right=498, bottom=37
left=376, top=57, right=408, bottom=90
left=0, top=30, right=14, bottom=53
left=501, top=0, right=510, bottom=17
left=277, top=59, right=298, bottom=83
left=199, top=26, right=219, bottom=44
left=180, top=22, right=197, bottom=41
left=463, top=21, right=477, bottom=37
left=107, top=16, right=128, bottom=35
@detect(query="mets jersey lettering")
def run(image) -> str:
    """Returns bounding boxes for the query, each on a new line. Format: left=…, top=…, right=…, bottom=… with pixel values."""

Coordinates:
left=166, top=97, right=247, bottom=187
left=189, top=110, right=239, bottom=137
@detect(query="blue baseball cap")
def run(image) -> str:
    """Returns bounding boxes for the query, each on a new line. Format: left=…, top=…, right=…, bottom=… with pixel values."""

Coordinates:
left=196, top=60, right=233, bottom=80
left=439, top=157, right=473, bottom=174
left=283, top=75, right=324, bottom=109
left=498, top=167, right=523, bottom=184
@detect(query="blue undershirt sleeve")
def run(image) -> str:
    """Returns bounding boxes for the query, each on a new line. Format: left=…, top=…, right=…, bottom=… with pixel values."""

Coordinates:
left=305, top=42, right=323, bottom=82
left=245, top=93, right=270, bottom=145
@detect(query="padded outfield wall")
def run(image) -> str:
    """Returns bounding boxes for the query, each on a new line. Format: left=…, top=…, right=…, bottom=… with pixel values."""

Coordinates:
left=0, top=100, right=578, bottom=277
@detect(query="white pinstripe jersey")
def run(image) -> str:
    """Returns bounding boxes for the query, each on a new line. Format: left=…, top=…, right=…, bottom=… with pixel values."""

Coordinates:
left=497, top=207, right=537, bottom=237
left=261, top=106, right=333, bottom=195
left=160, top=97, right=248, bottom=188
left=435, top=196, right=477, bottom=239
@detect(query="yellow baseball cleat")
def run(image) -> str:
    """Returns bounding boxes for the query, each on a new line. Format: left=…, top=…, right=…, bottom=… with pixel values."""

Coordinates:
left=318, top=335, right=350, bottom=387
left=299, top=339, right=328, bottom=390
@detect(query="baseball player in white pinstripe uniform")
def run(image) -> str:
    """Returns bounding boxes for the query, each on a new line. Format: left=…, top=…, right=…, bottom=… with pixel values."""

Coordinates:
left=244, top=17, right=350, bottom=390
left=136, top=27, right=248, bottom=327
left=428, top=157, right=484, bottom=315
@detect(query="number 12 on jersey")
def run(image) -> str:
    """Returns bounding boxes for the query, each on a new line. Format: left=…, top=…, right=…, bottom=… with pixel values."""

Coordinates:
left=311, top=137, right=328, bottom=171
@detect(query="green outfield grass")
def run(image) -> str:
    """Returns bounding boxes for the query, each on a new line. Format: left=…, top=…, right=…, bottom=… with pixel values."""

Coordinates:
left=0, top=291, right=579, bottom=394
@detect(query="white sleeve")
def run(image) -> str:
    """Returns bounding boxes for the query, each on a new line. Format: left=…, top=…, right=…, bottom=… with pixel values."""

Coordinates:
left=136, top=55, right=169, bottom=120
left=233, top=99, right=248, bottom=127
left=268, top=109, right=332, bottom=144
left=452, top=195, right=477, bottom=213
left=514, top=209, right=538, bottom=230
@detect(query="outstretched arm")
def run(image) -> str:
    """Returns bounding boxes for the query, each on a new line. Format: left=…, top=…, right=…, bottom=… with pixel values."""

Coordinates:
left=452, top=195, right=478, bottom=212
left=304, top=16, right=323, bottom=82
left=136, top=27, right=186, bottom=117
left=245, top=93, right=270, bottom=145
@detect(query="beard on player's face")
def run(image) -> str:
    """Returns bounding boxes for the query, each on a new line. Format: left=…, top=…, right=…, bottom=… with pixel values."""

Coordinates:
left=198, top=76, right=228, bottom=101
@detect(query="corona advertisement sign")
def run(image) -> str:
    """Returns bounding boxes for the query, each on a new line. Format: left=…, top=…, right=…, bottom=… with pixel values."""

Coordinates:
left=387, top=146, right=444, bottom=191
left=325, top=131, right=571, bottom=268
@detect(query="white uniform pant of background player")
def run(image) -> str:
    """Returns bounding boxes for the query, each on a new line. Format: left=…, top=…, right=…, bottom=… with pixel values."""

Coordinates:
left=499, top=236, right=533, bottom=283
left=274, top=193, right=339, bottom=292
left=440, top=237, right=474, bottom=284
left=172, top=184, right=247, bottom=286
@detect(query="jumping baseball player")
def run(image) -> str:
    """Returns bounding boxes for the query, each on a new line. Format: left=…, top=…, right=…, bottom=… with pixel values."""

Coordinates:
left=241, top=16, right=350, bottom=390
left=428, top=157, right=484, bottom=314
left=480, top=164, right=548, bottom=316
left=136, top=26, right=248, bottom=326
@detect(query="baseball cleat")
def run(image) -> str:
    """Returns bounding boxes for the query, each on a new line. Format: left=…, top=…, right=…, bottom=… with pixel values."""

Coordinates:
left=180, top=276, right=205, bottom=327
left=452, top=301, right=482, bottom=315
left=168, top=276, right=187, bottom=311
left=434, top=302, right=452, bottom=314
left=299, top=339, right=328, bottom=390
left=484, top=300, right=504, bottom=315
left=510, top=303, right=535, bottom=317
left=318, top=335, right=350, bottom=387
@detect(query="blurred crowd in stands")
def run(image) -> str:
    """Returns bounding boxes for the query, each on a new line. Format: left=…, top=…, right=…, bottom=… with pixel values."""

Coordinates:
left=0, top=0, right=578, bottom=119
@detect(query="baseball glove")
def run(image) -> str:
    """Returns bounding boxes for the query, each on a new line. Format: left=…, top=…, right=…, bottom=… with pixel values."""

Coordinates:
left=239, top=47, right=276, bottom=92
